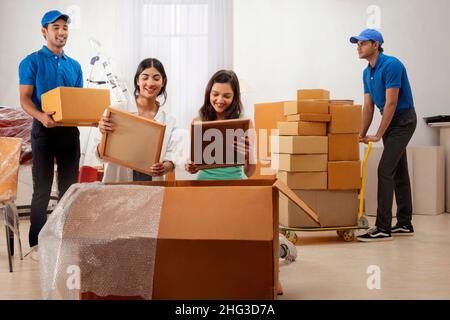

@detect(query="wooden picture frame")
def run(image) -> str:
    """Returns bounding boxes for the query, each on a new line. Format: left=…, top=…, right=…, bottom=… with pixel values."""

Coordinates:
left=190, top=118, right=251, bottom=170
left=99, top=107, right=166, bottom=175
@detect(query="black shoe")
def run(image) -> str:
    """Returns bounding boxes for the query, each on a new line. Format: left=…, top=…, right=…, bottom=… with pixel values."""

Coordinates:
left=357, top=227, right=392, bottom=242
left=391, top=224, right=414, bottom=236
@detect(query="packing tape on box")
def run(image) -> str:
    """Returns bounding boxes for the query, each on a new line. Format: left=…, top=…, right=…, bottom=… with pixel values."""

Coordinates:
left=38, top=183, right=164, bottom=300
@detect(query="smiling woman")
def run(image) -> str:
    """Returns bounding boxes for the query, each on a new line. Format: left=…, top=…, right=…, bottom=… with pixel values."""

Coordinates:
left=184, top=69, right=256, bottom=180
left=95, top=58, right=180, bottom=183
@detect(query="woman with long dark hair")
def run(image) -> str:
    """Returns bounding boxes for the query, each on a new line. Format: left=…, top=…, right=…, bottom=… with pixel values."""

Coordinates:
left=96, top=58, right=179, bottom=182
left=185, top=69, right=255, bottom=180
left=185, top=70, right=296, bottom=266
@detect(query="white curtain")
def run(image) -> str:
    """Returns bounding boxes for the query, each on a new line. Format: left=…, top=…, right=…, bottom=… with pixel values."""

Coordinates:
left=118, top=0, right=233, bottom=131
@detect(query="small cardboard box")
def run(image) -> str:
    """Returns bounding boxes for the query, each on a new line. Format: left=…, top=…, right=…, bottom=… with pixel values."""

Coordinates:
left=286, top=113, right=331, bottom=122
left=282, top=101, right=298, bottom=116
left=329, top=105, right=362, bottom=134
left=412, top=146, right=445, bottom=215
left=277, top=121, right=326, bottom=136
left=271, top=136, right=328, bottom=154
left=44, top=180, right=320, bottom=300
left=329, top=100, right=354, bottom=105
left=328, top=161, right=361, bottom=190
left=99, top=107, right=166, bottom=175
left=254, top=101, right=287, bottom=179
left=41, top=87, right=110, bottom=126
left=277, top=171, right=327, bottom=190
left=271, top=154, right=328, bottom=172
left=284, top=100, right=329, bottom=115
left=328, top=134, right=359, bottom=161
left=297, top=89, right=330, bottom=100
left=279, top=189, right=359, bottom=228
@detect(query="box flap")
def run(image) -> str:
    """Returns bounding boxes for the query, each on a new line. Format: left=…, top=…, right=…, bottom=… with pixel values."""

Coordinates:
left=272, top=180, right=321, bottom=226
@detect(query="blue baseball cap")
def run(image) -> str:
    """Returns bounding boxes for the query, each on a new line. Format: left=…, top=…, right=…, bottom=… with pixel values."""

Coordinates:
left=41, top=10, right=71, bottom=28
left=350, top=29, right=384, bottom=45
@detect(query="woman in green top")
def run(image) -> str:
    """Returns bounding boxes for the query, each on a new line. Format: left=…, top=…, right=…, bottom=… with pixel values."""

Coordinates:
left=185, top=70, right=256, bottom=179
left=185, top=70, right=296, bottom=265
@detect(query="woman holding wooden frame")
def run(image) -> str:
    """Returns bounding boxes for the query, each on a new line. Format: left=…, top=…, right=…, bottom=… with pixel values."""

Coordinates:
left=95, top=58, right=179, bottom=182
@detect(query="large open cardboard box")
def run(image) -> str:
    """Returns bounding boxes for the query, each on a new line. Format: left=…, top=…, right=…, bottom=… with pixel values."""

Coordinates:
left=41, top=87, right=110, bottom=126
left=45, top=180, right=320, bottom=300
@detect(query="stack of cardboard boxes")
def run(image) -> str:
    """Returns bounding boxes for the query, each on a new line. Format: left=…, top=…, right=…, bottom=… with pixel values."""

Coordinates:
left=328, top=100, right=362, bottom=190
left=271, top=89, right=363, bottom=228
left=272, top=89, right=330, bottom=190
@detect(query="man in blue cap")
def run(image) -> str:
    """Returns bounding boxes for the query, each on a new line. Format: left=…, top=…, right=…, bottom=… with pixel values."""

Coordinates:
left=18, top=10, right=83, bottom=259
left=350, top=29, right=417, bottom=242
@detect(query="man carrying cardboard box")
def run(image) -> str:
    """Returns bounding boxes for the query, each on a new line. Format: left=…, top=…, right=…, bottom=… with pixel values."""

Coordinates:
left=350, top=29, right=417, bottom=242
left=18, top=10, right=83, bottom=259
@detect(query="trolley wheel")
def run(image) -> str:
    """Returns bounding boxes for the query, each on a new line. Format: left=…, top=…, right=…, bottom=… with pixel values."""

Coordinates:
left=285, top=231, right=298, bottom=244
left=336, top=230, right=345, bottom=238
left=358, top=216, right=369, bottom=228
left=342, top=230, right=355, bottom=242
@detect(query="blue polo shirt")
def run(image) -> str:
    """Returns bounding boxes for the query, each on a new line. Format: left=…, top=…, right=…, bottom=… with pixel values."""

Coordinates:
left=19, top=46, right=83, bottom=112
left=363, top=53, right=414, bottom=116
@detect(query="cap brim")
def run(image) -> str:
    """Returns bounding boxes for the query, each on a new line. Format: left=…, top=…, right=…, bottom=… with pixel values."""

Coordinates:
left=50, top=14, right=71, bottom=24
left=350, top=36, right=369, bottom=43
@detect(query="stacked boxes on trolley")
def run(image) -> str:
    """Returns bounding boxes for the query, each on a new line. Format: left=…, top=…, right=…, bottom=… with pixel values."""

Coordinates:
left=271, top=89, right=363, bottom=228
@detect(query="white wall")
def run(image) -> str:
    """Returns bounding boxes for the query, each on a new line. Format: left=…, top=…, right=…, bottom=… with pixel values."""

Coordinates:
left=234, top=0, right=450, bottom=147
left=2, top=0, right=450, bottom=148
left=0, top=0, right=121, bottom=108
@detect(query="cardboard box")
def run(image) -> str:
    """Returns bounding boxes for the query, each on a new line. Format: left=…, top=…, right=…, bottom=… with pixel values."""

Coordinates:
left=277, top=171, right=327, bottom=190
left=279, top=190, right=359, bottom=228
left=271, top=154, right=328, bottom=172
left=285, top=100, right=329, bottom=115
left=0, top=137, right=21, bottom=202
left=99, top=107, right=166, bottom=175
left=328, top=161, right=361, bottom=190
left=41, top=87, right=110, bottom=126
left=277, top=121, right=327, bottom=136
left=329, top=105, right=362, bottom=134
left=328, top=134, right=359, bottom=161
left=286, top=113, right=331, bottom=122
left=253, top=101, right=287, bottom=179
left=41, top=180, right=320, bottom=300
left=282, top=101, right=298, bottom=116
left=271, top=136, right=328, bottom=154
left=329, top=100, right=354, bottom=105
left=440, top=127, right=450, bottom=212
left=297, top=89, right=330, bottom=100
left=412, top=146, right=445, bottom=215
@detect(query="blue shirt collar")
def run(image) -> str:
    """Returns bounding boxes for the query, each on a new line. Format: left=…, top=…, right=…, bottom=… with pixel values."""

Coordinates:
left=40, top=45, right=67, bottom=60
left=368, top=52, right=386, bottom=70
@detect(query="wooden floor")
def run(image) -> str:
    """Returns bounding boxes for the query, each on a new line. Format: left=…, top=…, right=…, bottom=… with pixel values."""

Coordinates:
left=1, top=214, right=449, bottom=300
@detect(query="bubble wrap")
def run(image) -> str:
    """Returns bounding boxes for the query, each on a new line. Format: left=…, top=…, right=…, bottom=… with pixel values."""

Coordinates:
left=0, top=107, right=32, bottom=165
left=0, top=137, right=22, bottom=202
left=38, top=182, right=165, bottom=300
